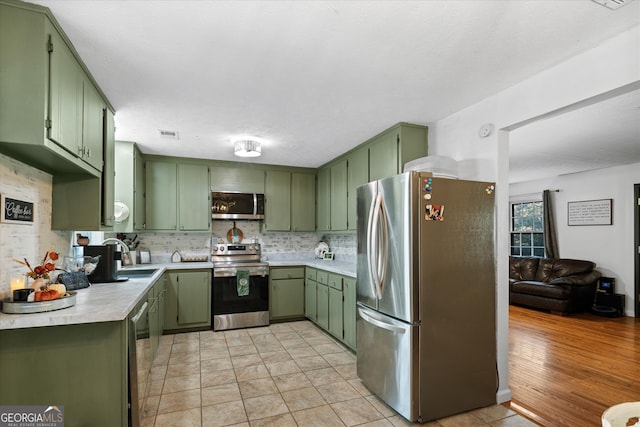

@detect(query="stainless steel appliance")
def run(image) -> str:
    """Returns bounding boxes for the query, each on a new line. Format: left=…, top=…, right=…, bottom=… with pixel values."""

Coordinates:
left=356, top=171, right=497, bottom=423
left=211, top=243, right=269, bottom=331
left=128, top=301, right=150, bottom=427
left=83, top=244, right=127, bottom=283
left=211, top=192, right=265, bottom=220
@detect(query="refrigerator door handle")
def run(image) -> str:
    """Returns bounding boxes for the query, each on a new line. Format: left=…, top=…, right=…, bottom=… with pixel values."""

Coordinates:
left=377, top=194, right=389, bottom=298
left=358, top=307, right=406, bottom=334
left=366, top=193, right=379, bottom=299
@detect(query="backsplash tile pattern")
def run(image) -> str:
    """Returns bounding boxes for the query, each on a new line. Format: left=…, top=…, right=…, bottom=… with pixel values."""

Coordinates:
left=0, top=154, right=70, bottom=301
left=116, top=222, right=357, bottom=263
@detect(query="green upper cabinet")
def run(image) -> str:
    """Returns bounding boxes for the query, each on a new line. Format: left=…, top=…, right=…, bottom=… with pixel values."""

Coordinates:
left=330, top=159, right=348, bottom=231
left=210, top=166, right=265, bottom=193
left=178, top=163, right=210, bottom=231
left=133, top=145, right=146, bottom=230
left=291, top=172, right=316, bottom=232
left=347, top=148, right=368, bottom=231
left=316, top=167, right=331, bottom=232
left=102, top=109, right=115, bottom=227
left=81, top=76, right=106, bottom=171
left=114, top=141, right=136, bottom=232
left=369, top=122, right=428, bottom=181
left=48, top=28, right=83, bottom=158
left=145, top=160, right=209, bottom=231
left=145, top=161, right=178, bottom=230
left=265, top=170, right=291, bottom=231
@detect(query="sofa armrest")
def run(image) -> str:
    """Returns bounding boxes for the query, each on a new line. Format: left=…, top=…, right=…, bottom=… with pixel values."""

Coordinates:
left=549, top=270, right=602, bottom=287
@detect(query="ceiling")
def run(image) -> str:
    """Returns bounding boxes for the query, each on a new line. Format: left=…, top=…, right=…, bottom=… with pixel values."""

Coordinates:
left=29, top=0, right=640, bottom=182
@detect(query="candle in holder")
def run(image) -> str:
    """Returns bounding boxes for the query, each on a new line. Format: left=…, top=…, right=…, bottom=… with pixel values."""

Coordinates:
left=10, top=277, right=26, bottom=295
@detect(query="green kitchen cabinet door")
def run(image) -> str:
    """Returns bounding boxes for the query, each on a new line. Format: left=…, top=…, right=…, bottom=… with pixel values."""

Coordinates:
left=265, top=170, right=291, bottom=231
left=81, top=77, right=105, bottom=171
left=101, top=108, right=115, bottom=227
left=316, top=283, right=329, bottom=330
left=165, top=270, right=211, bottom=330
left=343, top=277, right=357, bottom=350
left=270, top=278, right=305, bottom=320
left=178, top=163, right=210, bottom=231
left=291, top=172, right=316, bottom=232
left=133, top=144, right=146, bottom=230
left=145, top=161, right=177, bottom=230
left=328, top=286, right=344, bottom=340
left=369, top=129, right=398, bottom=181
left=330, top=159, right=348, bottom=231
left=347, top=148, right=369, bottom=230
left=48, top=28, right=83, bottom=157
left=316, top=166, right=331, bottom=232
left=305, top=277, right=317, bottom=322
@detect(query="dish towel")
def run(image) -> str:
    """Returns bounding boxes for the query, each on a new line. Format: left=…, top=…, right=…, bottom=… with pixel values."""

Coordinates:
left=237, top=270, right=250, bottom=297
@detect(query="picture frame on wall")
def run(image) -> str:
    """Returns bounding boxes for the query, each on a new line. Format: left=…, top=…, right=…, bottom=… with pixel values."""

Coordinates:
left=1, top=194, right=34, bottom=225
left=567, top=199, right=612, bottom=226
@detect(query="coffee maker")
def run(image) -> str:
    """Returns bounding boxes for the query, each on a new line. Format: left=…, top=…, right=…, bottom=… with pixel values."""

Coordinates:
left=82, top=245, right=127, bottom=283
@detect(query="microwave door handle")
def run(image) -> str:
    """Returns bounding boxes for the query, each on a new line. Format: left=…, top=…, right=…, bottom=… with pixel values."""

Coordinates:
left=253, top=193, right=257, bottom=216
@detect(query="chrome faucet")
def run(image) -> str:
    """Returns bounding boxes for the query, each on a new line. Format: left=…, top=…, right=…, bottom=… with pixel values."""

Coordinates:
left=101, top=238, right=130, bottom=253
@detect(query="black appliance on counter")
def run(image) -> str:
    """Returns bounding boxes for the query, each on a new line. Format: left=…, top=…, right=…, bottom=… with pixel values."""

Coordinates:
left=211, top=243, right=269, bottom=331
left=82, top=245, right=127, bottom=283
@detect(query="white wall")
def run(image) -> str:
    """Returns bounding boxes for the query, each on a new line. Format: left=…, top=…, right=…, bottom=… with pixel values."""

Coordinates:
left=510, top=163, right=640, bottom=316
left=428, top=25, right=640, bottom=404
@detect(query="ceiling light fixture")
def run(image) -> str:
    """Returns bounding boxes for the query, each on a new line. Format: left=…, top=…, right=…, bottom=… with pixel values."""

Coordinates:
left=233, top=138, right=262, bottom=157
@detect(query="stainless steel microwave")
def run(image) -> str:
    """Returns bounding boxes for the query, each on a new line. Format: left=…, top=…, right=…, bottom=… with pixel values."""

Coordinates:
left=211, top=192, right=265, bottom=220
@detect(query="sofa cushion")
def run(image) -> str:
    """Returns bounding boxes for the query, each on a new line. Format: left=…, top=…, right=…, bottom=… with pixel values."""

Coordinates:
left=511, top=280, right=571, bottom=299
left=509, top=257, right=539, bottom=281
left=535, top=258, right=595, bottom=283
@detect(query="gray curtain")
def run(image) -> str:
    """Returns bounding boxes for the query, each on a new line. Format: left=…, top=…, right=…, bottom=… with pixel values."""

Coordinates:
left=543, top=189, right=559, bottom=258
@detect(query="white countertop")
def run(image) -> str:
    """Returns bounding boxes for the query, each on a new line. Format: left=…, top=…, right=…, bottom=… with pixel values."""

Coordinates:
left=0, top=262, right=213, bottom=331
left=0, top=259, right=357, bottom=331
left=267, top=258, right=357, bottom=278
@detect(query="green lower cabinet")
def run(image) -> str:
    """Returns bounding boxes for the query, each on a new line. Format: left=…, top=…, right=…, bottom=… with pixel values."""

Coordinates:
left=328, top=286, right=343, bottom=339
left=343, top=277, right=356, bottom=350
left=269, top=267, right=305, bottom=321
left=165, top=270, right=211, bottom=331
left=316, top=283, right=329, bottom=330
left=0, top=321, right=128, bottom=426
left=305, top=278, right=317, bottom=322
left=304, top=267, right=356, bottom=350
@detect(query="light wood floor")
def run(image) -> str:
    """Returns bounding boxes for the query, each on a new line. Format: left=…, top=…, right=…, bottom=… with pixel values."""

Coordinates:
left=507, top=304, right=640, bottom=426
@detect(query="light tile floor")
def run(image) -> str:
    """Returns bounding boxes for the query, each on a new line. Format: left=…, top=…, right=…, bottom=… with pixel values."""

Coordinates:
left=142, top=320, right=537, bottom=427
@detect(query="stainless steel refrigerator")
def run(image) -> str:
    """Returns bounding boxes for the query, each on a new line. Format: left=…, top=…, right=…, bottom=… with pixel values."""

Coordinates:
left=356, top=171, right=496, bottom=423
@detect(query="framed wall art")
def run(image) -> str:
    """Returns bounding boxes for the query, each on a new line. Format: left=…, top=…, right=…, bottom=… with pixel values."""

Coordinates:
left=1, top=194, right=34, bottom=224
left=567, top=199, right=612, bottom=226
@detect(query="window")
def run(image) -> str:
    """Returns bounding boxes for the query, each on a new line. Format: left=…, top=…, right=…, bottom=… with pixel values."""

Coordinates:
left=510, top=201, right=544, bottom=257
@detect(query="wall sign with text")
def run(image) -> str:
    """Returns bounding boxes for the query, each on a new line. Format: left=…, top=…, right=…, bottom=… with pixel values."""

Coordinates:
left=567, top=199, right=612, bottom=226
left=1, top=194, right=34, bottom=224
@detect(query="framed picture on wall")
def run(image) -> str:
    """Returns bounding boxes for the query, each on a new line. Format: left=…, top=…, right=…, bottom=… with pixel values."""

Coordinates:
left=1, top=194, right=34, bottom=225
left=567, top=199, right=612, bottom=226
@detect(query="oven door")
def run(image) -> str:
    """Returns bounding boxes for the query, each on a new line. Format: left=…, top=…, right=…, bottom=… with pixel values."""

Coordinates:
left=212, top=269, right=269, bottom=331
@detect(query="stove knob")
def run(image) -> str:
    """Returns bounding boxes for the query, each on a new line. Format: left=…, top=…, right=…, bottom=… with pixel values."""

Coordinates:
left=219, top=246, right=225, bottom=252
left=212, top=246, right=218, bottom=252
left=249, top=245, right=255, bottom=251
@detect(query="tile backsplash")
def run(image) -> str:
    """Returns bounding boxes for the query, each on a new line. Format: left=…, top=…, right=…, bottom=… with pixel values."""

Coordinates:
left=112, top=221, right=357, bottom=263
left=0, top=154, right=70, bottom=301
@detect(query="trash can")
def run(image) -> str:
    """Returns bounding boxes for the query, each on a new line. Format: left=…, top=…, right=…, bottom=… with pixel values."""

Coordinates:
left=602, top=402, right=640, bottom=427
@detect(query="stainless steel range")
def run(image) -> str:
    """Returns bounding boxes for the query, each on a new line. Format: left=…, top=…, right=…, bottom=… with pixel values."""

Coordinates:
left=211, top=243, right=269, bottom=331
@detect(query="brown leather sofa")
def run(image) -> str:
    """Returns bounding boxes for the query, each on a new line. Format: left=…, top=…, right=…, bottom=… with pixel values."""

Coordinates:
left=509, top=256, right=602, bottom=315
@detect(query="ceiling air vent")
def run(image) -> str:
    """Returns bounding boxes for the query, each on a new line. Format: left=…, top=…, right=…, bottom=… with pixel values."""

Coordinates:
left=159, top=129, right=179, bottom=139
left=590, top=0, right=635, bottom=10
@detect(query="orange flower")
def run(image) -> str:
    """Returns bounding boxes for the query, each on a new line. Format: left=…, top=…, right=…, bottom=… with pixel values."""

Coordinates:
left=12, top=247, right=59, bottom=280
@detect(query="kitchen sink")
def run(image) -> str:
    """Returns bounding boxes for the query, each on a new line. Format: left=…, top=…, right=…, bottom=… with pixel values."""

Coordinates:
left=117, top=268, right=158, bottom=278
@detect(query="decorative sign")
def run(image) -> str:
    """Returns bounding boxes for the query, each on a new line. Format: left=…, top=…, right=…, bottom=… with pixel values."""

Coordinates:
left=568, top=199, right=612, bottom=226
left=1, top=194, right=34, bottom=224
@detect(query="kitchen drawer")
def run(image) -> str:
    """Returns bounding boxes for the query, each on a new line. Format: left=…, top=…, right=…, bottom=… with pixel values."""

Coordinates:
left=305, top=268, right=317, bottom=281
left=270, top=267, right=305, bottom=280
left=328, top=273, right=343, bottom=290
left=316, top=270, right=329, bottom=285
